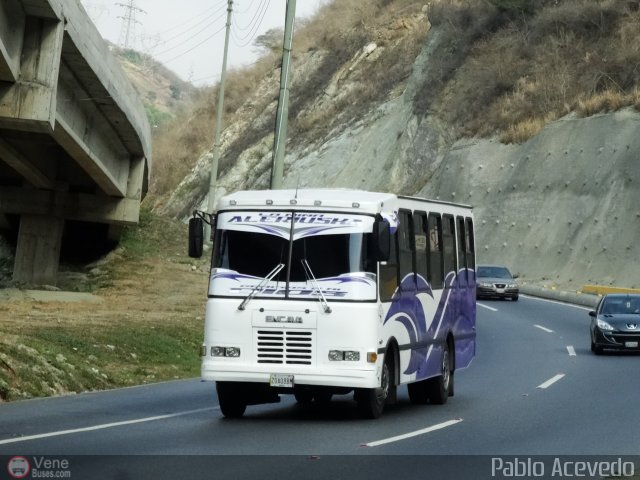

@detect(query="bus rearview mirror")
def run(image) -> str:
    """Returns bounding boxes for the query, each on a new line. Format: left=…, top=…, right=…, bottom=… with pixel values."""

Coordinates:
left=188, top=217, right=204, bottom=258
left=374, top=219, right=390, bottom=262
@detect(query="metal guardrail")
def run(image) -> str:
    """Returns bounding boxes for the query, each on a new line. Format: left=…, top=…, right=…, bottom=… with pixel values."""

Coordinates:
left=519, top=284, right=599, bottom=308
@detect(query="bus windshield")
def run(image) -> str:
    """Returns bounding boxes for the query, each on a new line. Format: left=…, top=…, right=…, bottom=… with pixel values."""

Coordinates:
left=209, top=211, right=377, bottom=301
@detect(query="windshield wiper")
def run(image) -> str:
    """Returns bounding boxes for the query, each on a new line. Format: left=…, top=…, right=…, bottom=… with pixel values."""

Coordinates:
left=238, top=263, right=285, bottom=311
left=301, top=259, right=332, bottom=314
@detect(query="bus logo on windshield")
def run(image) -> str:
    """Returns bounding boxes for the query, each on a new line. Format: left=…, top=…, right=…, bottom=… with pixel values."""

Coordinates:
left=266, top=315, right=303, bottom=324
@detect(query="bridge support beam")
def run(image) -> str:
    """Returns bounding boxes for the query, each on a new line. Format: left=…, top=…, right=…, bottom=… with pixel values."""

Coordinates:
left=0, top=0, right=24, bottom=82
left=0, top=16, right=63, bottom=131
left=12, top=215, right=64, bottom=285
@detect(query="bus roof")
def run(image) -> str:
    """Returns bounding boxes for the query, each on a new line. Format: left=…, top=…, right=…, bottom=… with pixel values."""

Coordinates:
left=218, top=189, right=472, bottom=216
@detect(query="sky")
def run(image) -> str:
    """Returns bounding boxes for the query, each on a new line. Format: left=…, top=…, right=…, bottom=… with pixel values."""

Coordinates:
left=80, top=0, right=325, bottom=85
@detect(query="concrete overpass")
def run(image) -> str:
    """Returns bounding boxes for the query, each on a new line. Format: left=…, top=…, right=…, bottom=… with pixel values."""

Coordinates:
left=0, top=0, right=151, bottom=285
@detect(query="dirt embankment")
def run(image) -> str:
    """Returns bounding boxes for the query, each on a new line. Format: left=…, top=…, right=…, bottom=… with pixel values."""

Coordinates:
left=0, top=213, right=210, bottom=402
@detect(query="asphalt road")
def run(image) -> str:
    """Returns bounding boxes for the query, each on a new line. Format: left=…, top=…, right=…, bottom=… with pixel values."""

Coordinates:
left=1, top=294, right=639, bottom=479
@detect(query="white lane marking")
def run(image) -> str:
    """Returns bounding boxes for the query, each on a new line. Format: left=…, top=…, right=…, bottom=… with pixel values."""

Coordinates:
left=567, top=345, right=576, bottom=357
left=364, top=418, right=463, bottom=447
left=477, top=302, right=498, bottom=312
left=520, top=294, right=592, bottom=311
left=537, top=374, right=565, bottom=389
left=0, top=407, right=216, bottom=445
left=534, top=324, right=554, bottom=333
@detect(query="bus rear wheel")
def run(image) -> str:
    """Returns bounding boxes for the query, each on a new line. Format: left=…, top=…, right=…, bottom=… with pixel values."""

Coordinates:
left=216, top=382, right=247, bottom=418
left=425, top=342, right=452, bottom=405
left=408, top=342, right=453, bottom=405
left=294, top=391, right=314, bottom=404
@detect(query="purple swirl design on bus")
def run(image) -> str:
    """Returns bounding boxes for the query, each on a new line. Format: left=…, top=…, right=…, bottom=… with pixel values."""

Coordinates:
left=384, top=269, right=476, bottom=379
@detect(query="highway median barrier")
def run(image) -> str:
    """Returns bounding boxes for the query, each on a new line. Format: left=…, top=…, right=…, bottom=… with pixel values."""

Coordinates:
left=519, top=284, right=599, bottom=308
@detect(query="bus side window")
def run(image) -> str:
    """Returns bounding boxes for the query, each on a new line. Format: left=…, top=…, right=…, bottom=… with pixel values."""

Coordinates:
left=380, top=229, right=399, bottom=302
left=427, top=213, right=444, bottom=289
left=442, top=214, right=457, bottom=286
left=457, top=216, right=468, bottom=283
left=398, top=210, right=415, bottom=289
left=466, top=218, right=475, bottom=273
left=413, top=212, right=428, bottom=287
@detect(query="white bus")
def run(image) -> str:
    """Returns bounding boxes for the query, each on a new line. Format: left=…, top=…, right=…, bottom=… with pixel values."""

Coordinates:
left=189, top=189, right=476, bottom=418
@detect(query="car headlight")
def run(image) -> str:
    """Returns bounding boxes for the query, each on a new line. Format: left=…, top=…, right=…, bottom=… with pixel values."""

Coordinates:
left=597, top=319, right=614, bottom=331
left=507, top=283, right=518, bottom=288
left=479, top=282, right=493, bottom=288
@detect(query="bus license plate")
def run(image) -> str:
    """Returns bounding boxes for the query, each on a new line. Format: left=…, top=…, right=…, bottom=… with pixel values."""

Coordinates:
left=270, top=374, right=294, bottom=388
left=625, top=341, right=638, bottom=348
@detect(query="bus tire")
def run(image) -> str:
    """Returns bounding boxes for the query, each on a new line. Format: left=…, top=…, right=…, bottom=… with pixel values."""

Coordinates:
left=408, top=380, right=428, bottom=404
left=357, top=354, right=392, bottom=419
left=216, top=382, right=247, bottom=418
left=313, top=391, right=333, bottom=405
left=294, top=391, right=314, bottom=404
left=425, top=342, right=452, bottom=405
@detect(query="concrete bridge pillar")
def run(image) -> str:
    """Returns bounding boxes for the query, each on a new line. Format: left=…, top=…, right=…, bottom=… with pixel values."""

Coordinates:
left=13, top=215, right=64, bottom=285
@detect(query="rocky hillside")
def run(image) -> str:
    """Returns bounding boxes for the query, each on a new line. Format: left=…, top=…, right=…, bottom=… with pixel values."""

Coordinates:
left=161, top=0, right=640, bottom=290
left=112, top=47, right=197, bottom=128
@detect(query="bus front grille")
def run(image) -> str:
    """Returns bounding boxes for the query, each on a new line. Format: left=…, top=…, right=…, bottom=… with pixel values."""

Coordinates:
left=256, top=330, right=314, bottom=365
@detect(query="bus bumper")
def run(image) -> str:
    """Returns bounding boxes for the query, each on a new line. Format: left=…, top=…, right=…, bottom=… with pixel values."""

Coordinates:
left=201, top=360, right=380, bottom=389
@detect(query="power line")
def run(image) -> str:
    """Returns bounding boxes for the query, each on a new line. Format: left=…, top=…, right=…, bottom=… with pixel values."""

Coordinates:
left=234, top=0, right=260, bottom=15
left=160, top=23, right=228, bottom=66
left=233, top=0, right=267, bottom=31
left=152, top=9, right=228, bottom=57
left=151, top=1, right=227, bottom=35
left=158, top=7, right=227, bottom=45
left=231, top=0, right=271, bottom=47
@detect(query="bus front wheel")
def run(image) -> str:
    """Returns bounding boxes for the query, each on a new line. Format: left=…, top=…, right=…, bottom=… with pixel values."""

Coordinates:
left=356, top=355, right=392, bottom=419
left=216, top=382, right=247, bottom=418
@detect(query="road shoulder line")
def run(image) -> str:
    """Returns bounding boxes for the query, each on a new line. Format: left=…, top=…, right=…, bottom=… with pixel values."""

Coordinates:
left=0, top=407, right=216, bottom=445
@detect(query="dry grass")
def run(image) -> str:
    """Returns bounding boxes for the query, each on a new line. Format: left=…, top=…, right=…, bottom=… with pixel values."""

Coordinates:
left=576, top=89, right=631, bottom=116
left=290, top=0, right=428, bottom=141
left=432, top=0, right=640, bottom=142
left=147, top=56, right=279, bottom=203
left=500, top=117, right=547, bottom=144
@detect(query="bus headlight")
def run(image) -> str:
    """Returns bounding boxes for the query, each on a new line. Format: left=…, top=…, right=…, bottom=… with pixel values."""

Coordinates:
left=344, top=351, right=360, bottom=361
left=329, top=350, right=360, bottom=361
left=328, top=350, right=344, bottom=361
left=211, top=346, right=226, bottom=357
left=211, top=346, right=241, bottom=357
left=225, top=347, right=241, bottom=357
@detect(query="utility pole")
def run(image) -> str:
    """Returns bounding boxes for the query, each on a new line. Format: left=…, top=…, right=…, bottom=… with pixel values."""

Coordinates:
left=205, top=0, right=233, bottom=243
left=269, top=0, right=297, bottom=190
left=117, top=0, right=146, bottom=49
